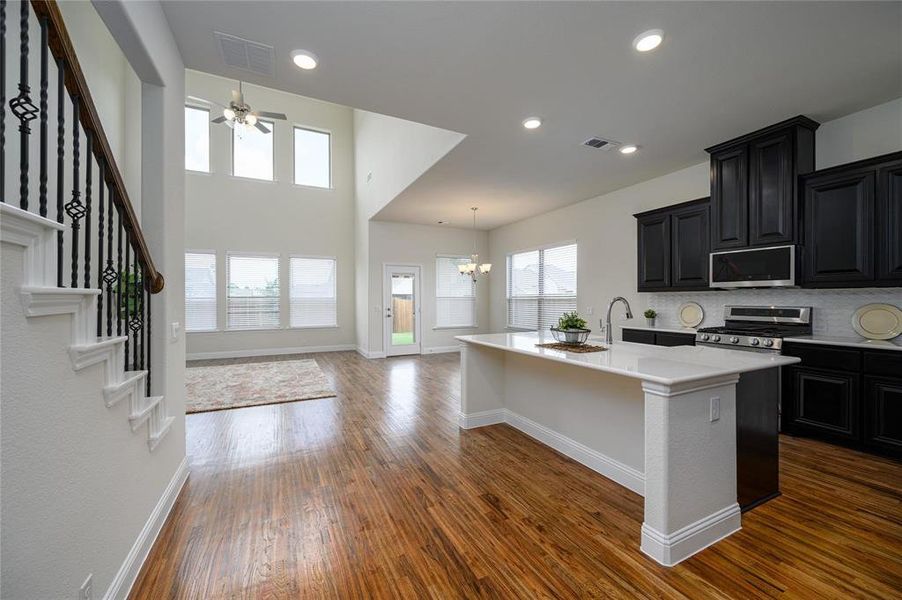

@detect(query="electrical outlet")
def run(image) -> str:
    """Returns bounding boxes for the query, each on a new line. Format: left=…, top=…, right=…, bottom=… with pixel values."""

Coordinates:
left=79, top=574, right=93, bottom=600
left=710, top=397, right=720, bottom=422
left=585, top=306, right=593, bottom=315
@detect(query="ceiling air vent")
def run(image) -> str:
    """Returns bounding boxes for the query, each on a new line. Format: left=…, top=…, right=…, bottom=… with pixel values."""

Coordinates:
left=215, top=32, right=275, bottom=76
left=583, top=136, right=621, bottom=151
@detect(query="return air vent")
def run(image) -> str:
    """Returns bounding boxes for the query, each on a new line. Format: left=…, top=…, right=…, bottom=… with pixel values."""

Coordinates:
left=215, top=32, right=275, bottom=76
left=583, top=136, right=621, bottom=151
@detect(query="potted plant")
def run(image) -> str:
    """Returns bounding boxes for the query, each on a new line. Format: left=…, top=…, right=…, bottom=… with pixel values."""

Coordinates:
left=115, top=268, right=144, bottom=320
left=644, top=309, right=657, bottom=327
left=551, top=311, right=591, bottom=344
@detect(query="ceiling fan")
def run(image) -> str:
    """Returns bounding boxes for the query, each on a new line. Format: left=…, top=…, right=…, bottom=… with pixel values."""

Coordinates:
left=188, top=81, right=286, bottom=134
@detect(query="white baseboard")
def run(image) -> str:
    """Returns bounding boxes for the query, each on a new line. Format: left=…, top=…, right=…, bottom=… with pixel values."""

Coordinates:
left=104, top=457, right=189, bottom=600
left=356, top=346, right=386, bottom=359
left=641, top=502, right=741, bottom=567
left=187, top=344, right=356, bottom=361
left=459, top=408, right=645, bottom=496
left=423, top=345, right=462, bottom=355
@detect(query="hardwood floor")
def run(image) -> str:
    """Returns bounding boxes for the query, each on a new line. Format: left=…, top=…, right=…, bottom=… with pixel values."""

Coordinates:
left=131, top=351, right=902, bottom=599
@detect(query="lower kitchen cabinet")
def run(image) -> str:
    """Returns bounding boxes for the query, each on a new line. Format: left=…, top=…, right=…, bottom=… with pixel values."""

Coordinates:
left=865, top=376, right=902, bottom=453
left=621, top=329, right=695, bottom=346
left=783, top=367, right=859, bottom=440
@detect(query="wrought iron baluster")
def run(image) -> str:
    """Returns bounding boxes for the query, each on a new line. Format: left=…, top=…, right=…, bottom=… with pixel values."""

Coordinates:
left=140, top=273, right=145, bottom=371
left=84, top=131, right=92, bottom=288
left=67, top=97, right=83, bottom=287
left=11, top=0, right=38, bottom=211
left=131, top=244, right=140, bottom=370
left=117, top=212, right=123, bottom=337
left=124, top=233, right=130, bottom=371
left=96, top=159, right=105, bottom=337
left=38, top=16, right=48, bottom=216
left=146, top=291, right=152, bottom=395
left=55, top=58, right=64, bottom=286
left=104, top=185, right=115, bottom=336
left=1, top=0, right=6, bottom=201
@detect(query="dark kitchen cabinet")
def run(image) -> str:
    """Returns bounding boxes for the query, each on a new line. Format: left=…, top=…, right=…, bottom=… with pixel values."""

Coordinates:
left=784, top=367, right=859, bottom=440
left=706, top=116, right=818, bottom=251
left=621, top=328, right=695, bottom=347
left=799, top=151, right=902, bottom=288
left=865, top=376, right=902, bottom=453
left=635, top=198, right=709, bottom=292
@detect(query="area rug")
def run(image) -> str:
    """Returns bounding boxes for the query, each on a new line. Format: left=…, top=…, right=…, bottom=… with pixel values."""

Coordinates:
left=185, top=359, right=335, bottom=413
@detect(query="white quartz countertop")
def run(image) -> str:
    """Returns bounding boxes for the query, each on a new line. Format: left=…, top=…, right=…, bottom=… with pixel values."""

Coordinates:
left=783, top=334, right=902, bottom=352
left=456, top=331, right=800, bottom=386
left=620, top=323, right=698, bottom=335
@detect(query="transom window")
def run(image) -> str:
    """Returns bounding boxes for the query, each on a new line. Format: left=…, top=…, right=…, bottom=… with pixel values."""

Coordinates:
left=227, top=254, right=280, bottom=330
left=289, top=256, right=337, bottom=327
left=435, top=256, right=476, bottom=328
left=506, top=242, right=577, bottom=330
left=294, top=127, right=331, bottom=188
left=184, top=106, right=210, bottom=173
left=233, top=121, right=274, bottom=181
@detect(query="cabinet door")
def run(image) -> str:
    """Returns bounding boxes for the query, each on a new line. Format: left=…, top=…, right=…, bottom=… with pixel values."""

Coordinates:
left=710, top=146, right=748, bottom=250
left=749, top=131, right=794, bottom=247
left=655, top=332, right=696, bottom=347
left=785, top=367, right=859, bottom=440
left=671, top=203, right=710, bottom=289
left=622, top=328, right=656, bottom=345
left=636, top=213, right=671, bottom=291
left=802, top=170, right=875, bottom=285
left=876, top=159, right=902, bottom=284
left=864, top=376, right=902, bottom=455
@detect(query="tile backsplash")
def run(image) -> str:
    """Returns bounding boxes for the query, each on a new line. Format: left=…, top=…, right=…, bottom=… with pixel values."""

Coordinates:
left=645, top=288, right=902, bottom=337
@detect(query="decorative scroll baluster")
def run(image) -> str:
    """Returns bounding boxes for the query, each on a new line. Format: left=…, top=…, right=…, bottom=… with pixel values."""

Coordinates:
left=117, top=212, right=123, bottom=337
left=55, top=59, right=64, bottom=285
left=38, top=16, right=48, bottom=216
left=96, top=159, right=105, bottom=337
left=1, top=0, right=6, bottom=201
left=124, top=233, right=130, bottom=371
left=66, top=97, right=83, bottom=287
left=83, top=131, right=92, bottom=288
left=104, top=185, right=115, bottom=336
left=11, top=0, right=38, bottom=210
left=131, top=247, right=140, bottom=370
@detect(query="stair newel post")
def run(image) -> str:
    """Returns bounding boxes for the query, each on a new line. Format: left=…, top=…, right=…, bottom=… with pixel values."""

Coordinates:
left=104, top=183, right=114, bottom=336
left=116, top=211, right=123, bottom=338
left=83, top=130, right=92, bottom=288
left=96, top=158, right=105, bottom=338
left=38, top=16, right=48, bottom=217
left=67, top=95, right=82, bottom=288
left=1, top=0, right=6, bottom=202
left=55, top=58, right=64, bottom=286
left=124, top=230, right=130, bottom=371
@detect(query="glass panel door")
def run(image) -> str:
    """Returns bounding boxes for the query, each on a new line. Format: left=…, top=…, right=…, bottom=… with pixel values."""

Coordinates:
left=384, top=266, right=421, bottom=356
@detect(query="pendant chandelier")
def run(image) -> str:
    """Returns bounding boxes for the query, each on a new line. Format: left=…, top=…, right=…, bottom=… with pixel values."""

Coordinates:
left=459, top=207, right=491, bottom=282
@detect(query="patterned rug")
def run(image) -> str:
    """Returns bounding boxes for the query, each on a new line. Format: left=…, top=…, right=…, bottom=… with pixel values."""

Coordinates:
left=185, top=359, right=336, bottom=413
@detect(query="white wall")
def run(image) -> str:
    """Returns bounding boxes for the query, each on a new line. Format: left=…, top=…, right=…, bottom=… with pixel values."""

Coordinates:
left=487, top=99, right=902, bottom=337
left=367, top=221, right=490, bottom=355
left=184, top=70, right=356, bottom=358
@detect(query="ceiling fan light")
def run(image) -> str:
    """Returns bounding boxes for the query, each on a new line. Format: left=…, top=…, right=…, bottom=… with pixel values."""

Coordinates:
left=223, top=107, right=236, bottom=121
left=245, top=114, right=257, bottom=126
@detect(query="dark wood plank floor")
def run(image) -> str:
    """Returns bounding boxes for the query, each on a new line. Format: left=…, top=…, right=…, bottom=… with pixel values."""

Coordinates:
left=131, top=352, right=902, bottom=599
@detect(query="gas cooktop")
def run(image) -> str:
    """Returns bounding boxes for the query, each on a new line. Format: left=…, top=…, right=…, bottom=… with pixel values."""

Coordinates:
left=695, top=306, right=812, bottom=352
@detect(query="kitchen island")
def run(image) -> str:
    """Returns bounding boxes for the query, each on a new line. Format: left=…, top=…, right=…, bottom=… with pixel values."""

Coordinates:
left=456, top=331, right=800, bottom=566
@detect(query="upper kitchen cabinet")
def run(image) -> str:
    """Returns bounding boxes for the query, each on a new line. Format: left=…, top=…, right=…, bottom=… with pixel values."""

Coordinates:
left=635, top=198, right=709, bottom=292
left=800, top=151, right=902, bottom=288
left=706, top=116, right=818, bottom=250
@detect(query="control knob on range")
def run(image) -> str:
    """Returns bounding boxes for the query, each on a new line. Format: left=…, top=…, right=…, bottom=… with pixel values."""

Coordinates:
left=712, top=335, right=721, bottom=342
left=700, top=334, right=710, bottom=341
left=750, top=338, right=760, bottom=346
left=764, top=338, right=774, bottom=347
left=730, top=336, right=740, bottom=344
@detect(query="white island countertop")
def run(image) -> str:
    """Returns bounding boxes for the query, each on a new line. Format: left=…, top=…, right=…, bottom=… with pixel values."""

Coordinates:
left=456, top=331, right=799, bottom=386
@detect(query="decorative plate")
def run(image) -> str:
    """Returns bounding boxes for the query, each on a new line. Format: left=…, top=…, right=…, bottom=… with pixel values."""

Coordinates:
left=678, top=302, right=704, bottom=328
left=852, top=303, right=902, bottom=340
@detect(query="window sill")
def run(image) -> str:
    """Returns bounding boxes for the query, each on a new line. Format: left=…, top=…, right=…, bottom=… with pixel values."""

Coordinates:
left=186, top=329, right=220, bottom=334
left=223, top=326, right=285, bottom=332
left=227, top=174, right=276, bottom=184
left=433, top=325, right=478, bottom=331
left=186, top=169, right=212, bottom=176
left=289, top=325, right=340, bottom=330
left=506, top=327, right=537, bottom=332
left=292, top=182, right=334, bottom=191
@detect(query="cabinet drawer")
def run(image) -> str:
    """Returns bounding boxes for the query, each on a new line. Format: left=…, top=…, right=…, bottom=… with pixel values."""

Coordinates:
left=656, top=332, right=696, bottom=347
left=863, top=350, right=902, bottom=377
left=622, top=329, right=655, bottom=345
left=781, top=343, right=861, bottom=371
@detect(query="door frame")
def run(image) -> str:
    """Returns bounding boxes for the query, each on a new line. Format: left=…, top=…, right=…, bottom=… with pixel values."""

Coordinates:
left=383, top=263, right=423, bottom=356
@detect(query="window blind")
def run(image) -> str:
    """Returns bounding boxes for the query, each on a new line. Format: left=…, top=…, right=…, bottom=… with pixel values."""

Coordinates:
left=185, top=252, right=217, bottom=331
left=506, top=243, right=577, bottom=330
left=290, top=257, right=337, bottom=327
left=435, top=256, right=476, bottom=328
left=227, top=254, right=280, bottom=329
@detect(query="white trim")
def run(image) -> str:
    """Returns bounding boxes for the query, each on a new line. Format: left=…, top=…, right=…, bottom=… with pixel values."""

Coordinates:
left=103, top=458, right=189, bottom=600
left=1, top=203, right=65, bottom=287
left=458, top=408, right=645, bottom=496
left=356, top=346, right=386, bottom=360
left=422, top=345, right=462, bottom=355
left=186, top=343, right=355, bottom=361
left=640, top=503, right=741, bottom=567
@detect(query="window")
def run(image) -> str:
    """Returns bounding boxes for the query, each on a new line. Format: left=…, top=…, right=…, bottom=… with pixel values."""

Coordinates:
left=227, top=254, right=280, bottom=329
left=506, top=242, right=577, bottom=330
left=185, top=252, right=216, bottom=331
left=233, top=121, right=274, bottom=181
left=294, top=127, right=331, bottom=188
left=435, top=256, right=476, bottom=328
left=185, top=106, right=210, bottom=172
left=289, top=257, right=337, bottom=327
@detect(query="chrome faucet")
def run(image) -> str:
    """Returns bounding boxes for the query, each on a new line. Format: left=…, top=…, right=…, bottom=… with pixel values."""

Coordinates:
left=604, top=296, right=634, bottom=345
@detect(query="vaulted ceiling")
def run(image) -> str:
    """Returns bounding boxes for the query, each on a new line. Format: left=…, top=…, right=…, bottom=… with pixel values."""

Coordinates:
left=162, top=1, right=902, bottom=229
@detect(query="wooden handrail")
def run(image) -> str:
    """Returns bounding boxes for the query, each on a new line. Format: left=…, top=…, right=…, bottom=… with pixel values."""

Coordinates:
left=29, top=0, right=164, bottom=293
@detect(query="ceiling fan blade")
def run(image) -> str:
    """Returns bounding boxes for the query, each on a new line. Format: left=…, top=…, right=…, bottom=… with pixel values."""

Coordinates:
left=255, top=111, right=287, bottom=120
left=254, top=121, right=272, bottom=134
left=211, top=116, right=228, bottom=124
left=187, top=95, right=226, bottom=109
left=224, top=119, right=234, bottom=129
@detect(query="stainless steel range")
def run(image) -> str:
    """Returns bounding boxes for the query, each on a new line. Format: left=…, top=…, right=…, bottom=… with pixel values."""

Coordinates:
left=695, top=305, right=812, bottom=352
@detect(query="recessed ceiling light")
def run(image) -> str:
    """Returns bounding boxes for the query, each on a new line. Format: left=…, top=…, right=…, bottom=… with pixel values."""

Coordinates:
left=619, top=144, right=639, bottom=155
left=633, top=29, right=664, bottom=52
left=522, top=117, right=542, bottom=130
left=291, top=49, right=318, bottom=70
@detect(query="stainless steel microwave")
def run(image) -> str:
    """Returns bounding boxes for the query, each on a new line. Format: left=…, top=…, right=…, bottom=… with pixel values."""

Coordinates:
left=709, top=245, right=795, bottom=288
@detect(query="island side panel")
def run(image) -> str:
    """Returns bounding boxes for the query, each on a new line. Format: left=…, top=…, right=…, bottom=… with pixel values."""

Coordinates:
left=502, top=352, right=645, bottom=495
left=459, top=343, right=507, bottom=428
left=641, top=376, right=742, bottom=567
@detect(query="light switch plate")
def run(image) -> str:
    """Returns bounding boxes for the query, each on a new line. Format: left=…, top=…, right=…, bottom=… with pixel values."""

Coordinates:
left=710, top=397, right=720, bottom=422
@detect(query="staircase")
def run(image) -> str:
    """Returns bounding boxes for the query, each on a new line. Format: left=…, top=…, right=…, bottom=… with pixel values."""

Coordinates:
left=1, top=0, right=172, bottom=450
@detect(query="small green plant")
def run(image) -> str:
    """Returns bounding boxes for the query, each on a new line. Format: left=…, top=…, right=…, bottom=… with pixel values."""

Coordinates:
left=557, top=311, right=588, bottom=330
left=115, top=269, right=144, bottom=319
left=644, top=309, right=657, bottom=319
